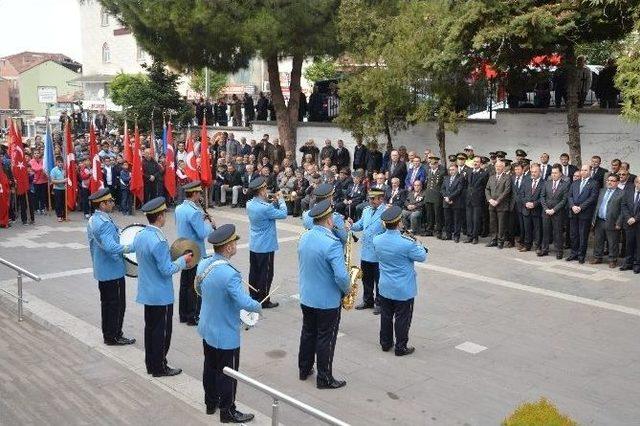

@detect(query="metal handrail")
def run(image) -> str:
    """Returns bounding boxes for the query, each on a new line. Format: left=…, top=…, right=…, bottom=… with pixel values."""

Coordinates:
left=0, top=257, right=41, bottom=322
left=223, top=367, right=350, bottom=426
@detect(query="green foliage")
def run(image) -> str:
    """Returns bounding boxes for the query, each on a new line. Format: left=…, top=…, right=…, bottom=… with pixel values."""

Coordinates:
left=575, top=40, right=625, bottom=65
left=616, top=32, right=640, bottom=121
left=189, top=68, right=227, bottom=99
left=109, top=60, right=193, bottom=131
left=303, top=58, right=338, bottom=84
left=502, top=398, right=577, bottom=426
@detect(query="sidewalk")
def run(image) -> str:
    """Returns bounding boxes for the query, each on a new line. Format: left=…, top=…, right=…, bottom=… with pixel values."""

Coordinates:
left=0, top=303, right=210, bottom=426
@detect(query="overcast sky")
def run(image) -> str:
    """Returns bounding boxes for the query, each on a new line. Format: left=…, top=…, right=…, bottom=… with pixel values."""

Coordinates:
left=0, top=0, right=82, bottom=61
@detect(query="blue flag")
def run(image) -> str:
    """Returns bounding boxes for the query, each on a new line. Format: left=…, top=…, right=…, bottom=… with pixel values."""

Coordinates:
left=43, top=124, right=55, bottom=175
left=162, top=123, right=168, bottom=155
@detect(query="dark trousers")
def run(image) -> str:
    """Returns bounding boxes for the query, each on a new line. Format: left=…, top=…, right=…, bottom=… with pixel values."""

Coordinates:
left=17, top=192, right=35, bottom=223
left=80, top=187, right=91, bottom=215
left=144, top=182, right=158, bottom=203
left=443, top=207, right=463, bottom=238
left=424, top=202, right=442, bottom=233
left=593, top=218, right=620, bottom=261
left=98, top=277, right=126, bottom=342
left=34, top=182, right=49, bottom=211
left=522, top=214, right=542, bottom=248
left=541, top=213, right=564, bottom=253
left=203, top=341, right=240, bottom=411
left=623, top=224, right=640, bottom=268
left=144, top=304, right=173, bottom=374
left=569, top=216, right=591, bottom=258
left=466, top=205, right=483, bottom=238
left=179, top=267, right=200, bottom=322
left=298, top=305, right=341, bottom=383
left=120, top=188, right=132, bottom=214
left=53, top=189, right=65, bottom=219
left=378, top=295, right=414, bottom=351
left=512, top=209, right=524, bottom=243
left=249, top=251, right=274, bottom=305
left=360, top=260, right=379, bottom=306
left=489, top=209, right=508, bottom=242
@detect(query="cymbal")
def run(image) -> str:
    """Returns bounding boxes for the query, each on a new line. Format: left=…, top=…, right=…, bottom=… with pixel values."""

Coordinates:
left=170, top=238, right=201, bottom=269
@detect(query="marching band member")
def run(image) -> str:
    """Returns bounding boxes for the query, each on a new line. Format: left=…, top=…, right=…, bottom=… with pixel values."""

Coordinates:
left=197, top=224, right=261, bottom=423
left=301, top=183, right=348, bottom=244
left=86, top=188, right=136, bottom=346
left=298, top=199, right=350, bottom=389
left=246, top=176, right=287, bottom=309
left=175, top=180, right=215, bottom=326
left=346, top=188, right=387, bottom=314
left=373, top=206, right=427, bottom=356
left=134, top=197, right=193, bottom=377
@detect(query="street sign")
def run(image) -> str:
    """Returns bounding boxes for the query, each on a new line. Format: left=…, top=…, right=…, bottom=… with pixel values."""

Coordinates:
left=37, top=86, right=58, bottom=104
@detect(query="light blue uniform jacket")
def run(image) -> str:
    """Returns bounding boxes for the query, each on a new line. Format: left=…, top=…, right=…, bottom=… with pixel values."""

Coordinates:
left=246, top=197, right=287, bottom=253
left=197, top=254, right=261, bottom=349
left=373, top=230, right=427, bottom=301
left=298, top=226, right=350, bottom=309
left=134, top=225, right=187, bottom=305
left=86, top=211, right=129, bottom=281
left=175, top=200, right=213, bottom=256
left=302, top=211, right=348, bottom=245
left=351, top=204, right=387, bottom=262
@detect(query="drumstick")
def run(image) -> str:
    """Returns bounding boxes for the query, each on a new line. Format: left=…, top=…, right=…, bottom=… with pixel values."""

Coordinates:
left=244, top=281, right=258, bottom=292
left=259, top=284, right=280, bottom=305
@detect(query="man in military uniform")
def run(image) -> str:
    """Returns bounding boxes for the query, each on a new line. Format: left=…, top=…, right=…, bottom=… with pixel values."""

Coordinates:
left=246, top=176, right=288, bottom=309
left=298, top=199, right=350, bottom=389
left=86, top=188, right=136, bottom=346
left=347, top=188, right=387, bottom=314
left=515, top=149, right=527, bottom=164
left=373, top=206, right=427, bottom=356
left=302, top=182, right=348, bottom=244
left=424, top=155, right=445, bottom=238
left=197, top=224, right=261, bottom=423
left=134, top=197, right=193, bottom=377
left=485, top=152, right=497, bottom=176
left=175, top=181, right=215, bottom=326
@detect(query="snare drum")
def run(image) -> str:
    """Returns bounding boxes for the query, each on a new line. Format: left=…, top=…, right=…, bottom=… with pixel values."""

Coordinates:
left=120, top=224, right=146, bottom=278
left=240, top=310, right=259, bottom=330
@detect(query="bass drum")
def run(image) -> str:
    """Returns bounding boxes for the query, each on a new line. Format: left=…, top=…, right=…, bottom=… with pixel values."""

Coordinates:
left=120, top=224, right=146, bottom=278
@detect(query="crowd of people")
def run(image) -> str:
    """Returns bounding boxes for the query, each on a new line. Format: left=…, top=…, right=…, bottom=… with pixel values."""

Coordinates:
left=1, top=130, right=639, bottom=273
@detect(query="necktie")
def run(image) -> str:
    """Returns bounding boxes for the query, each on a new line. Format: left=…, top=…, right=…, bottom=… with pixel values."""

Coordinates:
left=580, top=179, right=586, bottom=193
left=599, top=189, right=613, bottom=219
left=553, top=181, right=558, bottom=193
left=563, top=165, right=568, bottom=176
left=635, top=191, right=640, bottom=206
left=532, top=179, right=537, bottom=194
left=517, top=177, right=521, bottom=189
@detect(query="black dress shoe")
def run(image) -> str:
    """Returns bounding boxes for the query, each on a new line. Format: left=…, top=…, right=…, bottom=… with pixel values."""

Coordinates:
left=186, top=319, right=198, bottom=326
left=423, top=231, right=434, bottom=237
left=381, top=345, right=392, bottom=352
left=262, top=301, right=279, bottom=309
left=537, top=251, right=548, bottom=257
left=372, top=305, right=381, bottom=315
left=299, top=368, right=314, bottom=381
left=578, top=257, right=585, bottom=264
left=620, top=264, right=633, bottom=271
left=395, top=346, right=415, bottom=357
left=436, top=233, right=443, bottom=240
left=556, top=252, right=563, bottom=260
left=105, top=336, right=136, bottom=346
left=463, top=238, right=473, bottom=243
left=152, top=366, right=182, bottom=377
left=566, top=254, right=578, bottom=261
left=317, top=378, right=347, bottom=389
left=634, top=269, right=640, bottom=274
left=454, top=237, right=460, bottom=243
left=355, top=302, right=373, bottom=310
left=443, top=235, right=452, bottom=241
left=472, top=238, right=479, bottom=245
left=179, top=318, right=188, bottom=323
left=206, top=404, right=218, bottom=415
left=220, top=408, right=255, bottom=423
left=497, top=242, right=504, bottom=249
left=486, top=240, right=497, bottom=248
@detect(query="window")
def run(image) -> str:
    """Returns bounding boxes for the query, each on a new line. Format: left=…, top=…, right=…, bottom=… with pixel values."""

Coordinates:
left=101, top=43, right=111, bottom=64
left=100, top=7, right=109, bottom=26
left=136, top=45, right=146, bottom=62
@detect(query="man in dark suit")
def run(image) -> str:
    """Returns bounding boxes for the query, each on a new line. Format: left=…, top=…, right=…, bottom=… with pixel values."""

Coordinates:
left=423, top=156, right=445, bottom=237
left=590, top=174, right=624, bottom=268
left=620, top=162, right=636, bottom=184
left=353, top=138, right=368, bottom=171
left=441, top=163, right=466, bottom=242
left=463, top=157, right=489, bottom=244
left=567, top=165, right=599, bottom=263
left=589, top=155, right=608, bottom=189
left=539, top=153, right=552, bottom=181
left=102, top=156, right=120, bottom=205
left=333, top=140, right=350, bottom=170
left=334, top=168, right=353, bottom=203
left=402, top=180, right=426, bottom=235
left=385, top=150, right=407, bottom=186
left=485, top=159, right=513, bottom=249
left=620, top=176, right=640, bottom=273
left=336, top=171, right=366, bottom=220
left=520, top=164, right=544, bottom=252
left=540, top=165, right=570, bottom=258
left=558, top=153, right=578, bottom=182
left=405, top=156, right=426, bottom=190
left=385, top=177, right=406, bottom=208
left=511, top=162, right=528, bottom=249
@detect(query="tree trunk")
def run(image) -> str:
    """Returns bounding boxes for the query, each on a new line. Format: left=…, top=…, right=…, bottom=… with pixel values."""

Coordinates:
left=564, top=45, right=582, bottom=166
left=436, top=118, right=446, bottom=161
left=384, top=119, right=393, bottom=151
left=266, top=54, right=303, bottom=154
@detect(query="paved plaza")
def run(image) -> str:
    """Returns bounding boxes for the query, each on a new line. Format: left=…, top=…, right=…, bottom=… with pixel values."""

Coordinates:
left=1, top=207, right=640, bottom=425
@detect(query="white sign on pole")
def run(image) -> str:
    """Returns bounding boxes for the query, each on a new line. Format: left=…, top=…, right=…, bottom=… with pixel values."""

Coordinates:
left=37, top=86, right=58, bottom=104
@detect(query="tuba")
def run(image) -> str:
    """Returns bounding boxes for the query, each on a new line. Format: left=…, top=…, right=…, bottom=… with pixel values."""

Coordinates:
left=341, top=231, right=362, bottom=310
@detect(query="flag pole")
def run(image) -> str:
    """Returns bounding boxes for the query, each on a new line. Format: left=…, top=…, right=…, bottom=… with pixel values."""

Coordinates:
left=46, top=110, right=52, bottom=215
left=64, top=118, right=69, bottom=221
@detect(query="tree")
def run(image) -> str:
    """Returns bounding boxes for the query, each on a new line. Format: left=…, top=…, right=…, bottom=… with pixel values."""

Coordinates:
left=448, top=0, right=637, bottom=165
left=189, top=68, right=228, bottom=99
left=615, top=31, right=640, bottom=121
left=99, top=0, right=342, bottom=152
left=109, top=59, right=193, bottom=131
left=303, top=57, right=339, bottom=84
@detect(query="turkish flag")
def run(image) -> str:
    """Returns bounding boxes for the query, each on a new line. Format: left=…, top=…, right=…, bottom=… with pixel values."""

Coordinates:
left=0, top=167, right=9, bottom=226
left=184, top=129, right=199, bottom=182
left=200, top=119, right=212, bottom=186
left=123, top=121, right=132, bottom=164
left=130, top=123, right=145, bottom=203
left=64, top=119, right=77, bottom=210
left=163, top=122, right=177, bottom=198
left=89, top=123, right=104, bottom=194
left=9, top=120, right=29, bottom=195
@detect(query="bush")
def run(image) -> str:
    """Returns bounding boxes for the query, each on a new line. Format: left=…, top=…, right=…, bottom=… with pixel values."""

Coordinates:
left=502, top=398, right=577, bottom=426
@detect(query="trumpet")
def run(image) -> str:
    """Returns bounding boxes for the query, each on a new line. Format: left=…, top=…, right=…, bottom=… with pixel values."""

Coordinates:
left=402, top=229, right=417, bottom=241
left=197, top=198, right=215, bottom=225
left=266, top=191, right=283, bottom=202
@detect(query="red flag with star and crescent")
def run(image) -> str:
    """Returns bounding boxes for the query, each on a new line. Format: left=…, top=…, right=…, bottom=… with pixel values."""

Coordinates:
left=89, top=123, right=104, bottom=194
left=163, top=121, right=177, bottom=198
left=184, top=128, right=199, bottom=182
left=0, top=165, right=10, bottom=226
left=9, top=120, right=29, bottom=195
left=64, top=119, right=77, bottom=210
left=130, top=123, right=145, bottom=203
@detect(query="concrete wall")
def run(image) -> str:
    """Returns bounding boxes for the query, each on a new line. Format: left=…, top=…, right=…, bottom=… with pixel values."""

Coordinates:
left=18, top=61, right=79, bottom=117
left=211, top=110, right=640, bottom=169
